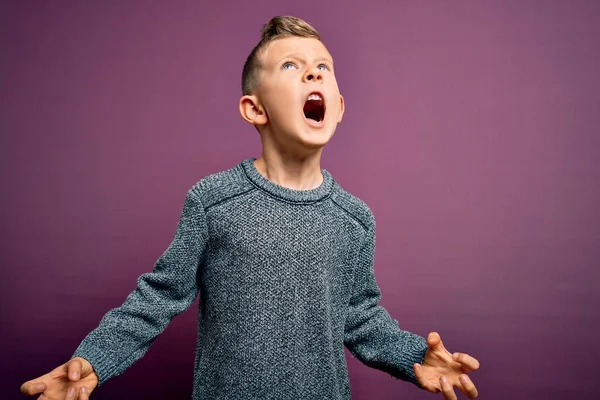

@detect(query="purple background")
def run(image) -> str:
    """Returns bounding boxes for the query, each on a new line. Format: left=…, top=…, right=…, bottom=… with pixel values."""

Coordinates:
left=2, top=1, right=599, bottom=399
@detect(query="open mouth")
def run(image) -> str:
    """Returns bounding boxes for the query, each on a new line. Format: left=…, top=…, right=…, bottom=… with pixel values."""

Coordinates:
left=303, top=92, right=326, bottom=123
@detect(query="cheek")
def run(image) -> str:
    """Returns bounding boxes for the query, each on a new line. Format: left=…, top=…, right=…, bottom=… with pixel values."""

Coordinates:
left=267, top=85, right=296, bottom=107
left=328, top=95, right=341, bottom=115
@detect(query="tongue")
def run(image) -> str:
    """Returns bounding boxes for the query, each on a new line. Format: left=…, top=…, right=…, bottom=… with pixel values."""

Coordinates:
left=304, top=99, right=324, bottom=122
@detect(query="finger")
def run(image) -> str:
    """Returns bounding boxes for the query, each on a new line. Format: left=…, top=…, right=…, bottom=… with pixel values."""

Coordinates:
left=413, top=363, right=438, bottom=393
left=457, top=374, right=479, bottom=398
left=439, top=376, right=457, bottom=400
left=427, top=332, right=452, bottom=356
left=79, top=386, right=90, bottom=400
left=452, top=352, right=481, bottom=371
left=67, top=359, right=83, bottom=381
left=20, top=381, right=47, bottom=395
left=65, top=386, right=77, bottom=400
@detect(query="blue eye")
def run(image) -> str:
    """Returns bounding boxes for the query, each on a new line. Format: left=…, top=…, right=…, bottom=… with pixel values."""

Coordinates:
left=282, top=62, right=296, bottom=70
left=318, top=64, right=330, bottom=71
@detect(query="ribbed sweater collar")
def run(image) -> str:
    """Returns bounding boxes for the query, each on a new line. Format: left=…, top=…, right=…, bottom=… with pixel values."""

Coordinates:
left=241, top=158, right=333, bottom=204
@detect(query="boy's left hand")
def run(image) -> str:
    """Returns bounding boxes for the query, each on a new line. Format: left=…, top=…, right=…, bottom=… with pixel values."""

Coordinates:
left=413, top=332, right=480, bottom=399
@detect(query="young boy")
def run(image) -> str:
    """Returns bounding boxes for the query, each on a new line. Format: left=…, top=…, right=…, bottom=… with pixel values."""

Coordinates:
left=21, top=16, right=480, bottom=400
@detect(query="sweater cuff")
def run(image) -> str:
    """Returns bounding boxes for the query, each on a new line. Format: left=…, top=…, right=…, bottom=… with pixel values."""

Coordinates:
left=72, top=344, right=118, bottom=387
left=396, top=334, right=428, bottom=386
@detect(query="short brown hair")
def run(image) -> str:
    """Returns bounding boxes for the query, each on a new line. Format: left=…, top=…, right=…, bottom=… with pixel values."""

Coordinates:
left=241, top=16, right=321, bottom=95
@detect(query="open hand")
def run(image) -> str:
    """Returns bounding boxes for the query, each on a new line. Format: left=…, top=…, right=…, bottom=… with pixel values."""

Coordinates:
left=413, top=332, right=480, bottom=399
left=20, top=357, right=98, bottom=400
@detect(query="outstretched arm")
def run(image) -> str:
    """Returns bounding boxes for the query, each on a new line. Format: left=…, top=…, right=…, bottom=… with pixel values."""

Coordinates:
left=343, top=216, right=428, bottom=385
left=343, top=217, right=481, bottom=398
left=72, top=187, right=209, bottom=385
left=21, top=187, right=209, bottom=399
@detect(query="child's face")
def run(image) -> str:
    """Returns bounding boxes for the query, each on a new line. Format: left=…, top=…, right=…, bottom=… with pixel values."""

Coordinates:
left=248, top=36, right=345, bottom=151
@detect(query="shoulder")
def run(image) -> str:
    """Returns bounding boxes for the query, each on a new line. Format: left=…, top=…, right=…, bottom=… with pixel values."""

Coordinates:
left=187, top=162, right=255, bottom=209
left=330, top=181, right=375, bottom=232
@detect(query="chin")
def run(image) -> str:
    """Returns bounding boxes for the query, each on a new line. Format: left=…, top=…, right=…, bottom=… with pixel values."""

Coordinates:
left=297, top=129, right=335, bottom=150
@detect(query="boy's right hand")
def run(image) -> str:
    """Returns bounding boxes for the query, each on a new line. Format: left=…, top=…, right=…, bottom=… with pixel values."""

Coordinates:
left=20, top=357, right=98, bottom=399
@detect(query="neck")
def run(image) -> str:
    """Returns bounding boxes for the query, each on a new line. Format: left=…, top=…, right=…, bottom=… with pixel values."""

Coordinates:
left=254, top=148, right=324, bottom=191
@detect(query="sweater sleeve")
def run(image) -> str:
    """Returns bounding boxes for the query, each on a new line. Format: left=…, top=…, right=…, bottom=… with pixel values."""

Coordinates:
left=72, top=187, right=208, bottom=385
left=343, top=215, right=428, bottom=385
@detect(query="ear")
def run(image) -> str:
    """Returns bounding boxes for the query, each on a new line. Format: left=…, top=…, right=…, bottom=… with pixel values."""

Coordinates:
left=336, top=94, right=345, bottom=123
left=239, top=95, right=268, bottom=126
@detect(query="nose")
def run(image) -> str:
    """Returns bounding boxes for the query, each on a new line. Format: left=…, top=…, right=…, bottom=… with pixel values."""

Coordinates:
left=303, top=67, right=323, bottom=83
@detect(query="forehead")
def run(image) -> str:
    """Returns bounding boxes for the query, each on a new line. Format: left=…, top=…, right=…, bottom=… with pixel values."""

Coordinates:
left=261, top=36, right=333, bottom=66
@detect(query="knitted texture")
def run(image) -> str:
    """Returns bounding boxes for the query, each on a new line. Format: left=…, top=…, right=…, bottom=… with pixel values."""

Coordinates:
left=72, top=158, right=428, bottom=399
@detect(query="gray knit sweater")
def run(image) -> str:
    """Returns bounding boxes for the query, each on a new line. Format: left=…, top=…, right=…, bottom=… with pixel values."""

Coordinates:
left=73, top=158, right=428, bottom=399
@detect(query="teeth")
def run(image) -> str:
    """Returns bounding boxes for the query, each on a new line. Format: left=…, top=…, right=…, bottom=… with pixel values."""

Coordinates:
left=307, top=93, right=322, bottom=101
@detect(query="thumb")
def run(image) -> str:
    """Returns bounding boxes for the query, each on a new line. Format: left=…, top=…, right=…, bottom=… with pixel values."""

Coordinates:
left=427, top=332, right=450, bottom=354
left=67, top=357, right=92, bottom=381
left=20, top=380, right=47, bottom=396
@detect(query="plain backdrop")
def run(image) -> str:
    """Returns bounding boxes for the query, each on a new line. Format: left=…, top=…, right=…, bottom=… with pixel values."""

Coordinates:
left=2, top=1, right=599, bottom=399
